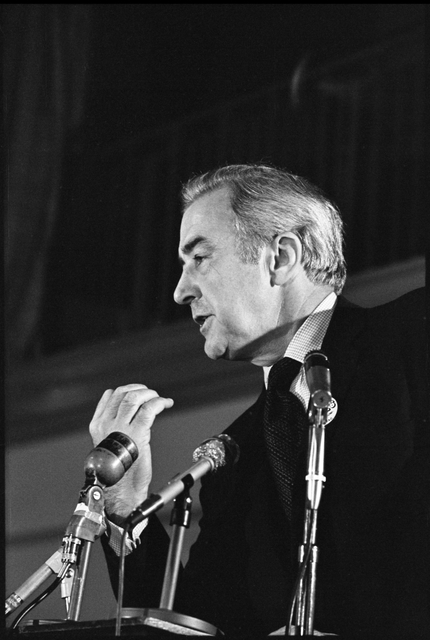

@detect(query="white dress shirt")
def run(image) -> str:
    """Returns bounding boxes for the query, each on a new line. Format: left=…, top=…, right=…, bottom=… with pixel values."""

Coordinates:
left=263, top=291, right=337, bottom=407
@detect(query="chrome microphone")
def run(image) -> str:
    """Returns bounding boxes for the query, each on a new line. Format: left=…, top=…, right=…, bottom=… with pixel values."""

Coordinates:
left=304, top=350, right=332, bottom=409
left=304, top=351, right=331, bottom=509
left=127, top=434, right=239, bottom=528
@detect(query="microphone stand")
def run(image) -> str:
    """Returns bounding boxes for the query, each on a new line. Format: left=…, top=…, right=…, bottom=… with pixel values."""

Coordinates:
left=62, top=477, right=107, bottom=621
left=6, top=433, right=136, bottom=627
left=289, top=399, right=329, bottom=636
left=159, top=477, right=193, bottom=609
left=116, top=435, right=238, bottom=637
left=140, top=476, right=220, bottom=636
left=5, top=482, right=106, bottom=626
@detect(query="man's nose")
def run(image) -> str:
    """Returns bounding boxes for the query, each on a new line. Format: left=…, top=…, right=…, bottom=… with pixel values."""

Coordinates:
left=173, top=270, right=199, bottom=305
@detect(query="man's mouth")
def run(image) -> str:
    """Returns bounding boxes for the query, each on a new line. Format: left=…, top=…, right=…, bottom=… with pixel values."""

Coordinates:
left=193, top=314, right=212, bottom=329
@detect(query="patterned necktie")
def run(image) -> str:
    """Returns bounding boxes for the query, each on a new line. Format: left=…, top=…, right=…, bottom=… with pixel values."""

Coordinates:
left=263, top=357, right=307, bottom=522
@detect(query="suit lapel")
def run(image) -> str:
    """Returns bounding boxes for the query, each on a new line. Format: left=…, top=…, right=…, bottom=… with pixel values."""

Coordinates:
left=321, top=296, right=367, bottom=444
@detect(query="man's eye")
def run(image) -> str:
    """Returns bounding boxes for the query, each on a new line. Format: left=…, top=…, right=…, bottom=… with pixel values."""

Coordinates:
left=193, top=255, right=205, bottom=266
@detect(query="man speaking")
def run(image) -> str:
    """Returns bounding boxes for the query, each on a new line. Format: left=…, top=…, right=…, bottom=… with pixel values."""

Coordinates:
left=89, top=165, right=429, bottom=638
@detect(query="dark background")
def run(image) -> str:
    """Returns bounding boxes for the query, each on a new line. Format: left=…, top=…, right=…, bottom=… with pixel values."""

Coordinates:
left=5, top=4, right=426, bottom=361
left=86, top=4, right=415, bottom=139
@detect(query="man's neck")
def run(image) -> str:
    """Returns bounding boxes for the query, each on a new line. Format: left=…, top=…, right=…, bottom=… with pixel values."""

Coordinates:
left=250, top=286, right=335, bottom=367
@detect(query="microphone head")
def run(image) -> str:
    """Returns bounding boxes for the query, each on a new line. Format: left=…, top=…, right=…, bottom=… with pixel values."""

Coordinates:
left=304, top=350, right=330, bottom=371
left=304, top=350, right=332, bottom=409
left=192, top=434, right=240, bottom=470
left=84, top=431, right=139, bottom=487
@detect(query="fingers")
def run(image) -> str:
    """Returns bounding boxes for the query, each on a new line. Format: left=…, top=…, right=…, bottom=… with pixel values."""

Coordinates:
left=92, top=384, right=149, bottom=421
left=130, top=396, right=174, bottom=425
left=92, top=389, right=114, bottom=421
left=116, top=388, right=163, bottom=423
left=98, top=384, right=150, bottom=421
left=91, top=383, right=174, bottom=433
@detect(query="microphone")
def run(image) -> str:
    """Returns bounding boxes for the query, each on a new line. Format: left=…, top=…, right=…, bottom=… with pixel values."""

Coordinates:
left=5, top=434, right=139, bottom=618
left=304, top=350, right=332, bottom=409
left=5, top=548, right=63, bottom=616
left=62, top=432, right=139, bottom=560
left=84, top=431, right=139, bottom=487
left=126, top=434, right=239, bottom=528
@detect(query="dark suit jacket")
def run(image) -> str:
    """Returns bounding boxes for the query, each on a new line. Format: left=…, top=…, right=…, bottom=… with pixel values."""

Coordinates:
left=103, top=288, right=429, bottom=639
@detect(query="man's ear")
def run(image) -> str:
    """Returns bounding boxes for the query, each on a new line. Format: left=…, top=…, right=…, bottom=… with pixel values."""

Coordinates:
left=268, top=233, right=302, bottom=285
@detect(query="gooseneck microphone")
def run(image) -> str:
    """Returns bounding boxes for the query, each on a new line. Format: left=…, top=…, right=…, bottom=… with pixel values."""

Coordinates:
left=304, top=350, right=332, bottom=409
left=126, top=434, right=240, bottom=528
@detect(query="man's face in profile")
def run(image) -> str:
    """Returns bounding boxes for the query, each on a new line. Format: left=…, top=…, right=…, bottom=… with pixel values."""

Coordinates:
left=174, top=187, right=280, bottom=363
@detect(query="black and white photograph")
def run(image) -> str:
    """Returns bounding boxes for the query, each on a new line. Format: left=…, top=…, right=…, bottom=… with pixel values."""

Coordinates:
left=5, top=5, right=428, bottom=638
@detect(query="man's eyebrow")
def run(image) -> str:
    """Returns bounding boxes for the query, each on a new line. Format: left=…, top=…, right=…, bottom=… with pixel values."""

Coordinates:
left=178, top=236, right=215, bottom=262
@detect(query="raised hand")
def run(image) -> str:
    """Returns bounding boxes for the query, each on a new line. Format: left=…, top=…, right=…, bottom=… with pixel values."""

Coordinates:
left=89, top=383, right=174, bottom=525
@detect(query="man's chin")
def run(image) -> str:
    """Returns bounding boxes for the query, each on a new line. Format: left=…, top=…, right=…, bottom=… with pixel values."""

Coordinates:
left=202, top=334, right=236, bottom=360
left=203, top=340, right=227, bottom=360
left=203, top=338, right=243, bottom=362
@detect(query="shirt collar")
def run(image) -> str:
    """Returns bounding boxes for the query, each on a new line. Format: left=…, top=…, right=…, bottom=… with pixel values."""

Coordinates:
left=263, top=291, right=337, bottom=388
